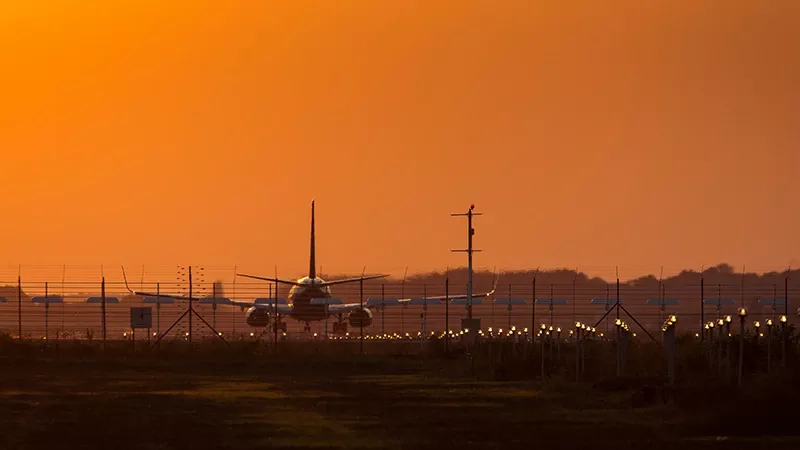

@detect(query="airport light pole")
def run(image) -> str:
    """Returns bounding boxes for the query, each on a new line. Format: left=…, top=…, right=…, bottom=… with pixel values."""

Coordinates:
left=451, top=204, right=481, bottom=319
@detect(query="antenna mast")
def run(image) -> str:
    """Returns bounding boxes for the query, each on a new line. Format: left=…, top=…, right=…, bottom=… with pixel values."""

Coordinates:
left=451, top=204, right=482, bottom=319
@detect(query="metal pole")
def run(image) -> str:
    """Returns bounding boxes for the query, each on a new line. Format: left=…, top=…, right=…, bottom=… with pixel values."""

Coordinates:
left=45, top=282, right=49, bottom=343
left=445, top=276, right=450, bottom=353
left=188, top=266, right=193, bottom=345
left=360, top=277, right=364, bottom=354
left=156, top=283, right=161, bottom=336
left=423, top=284, right=428, bottom=335
left=531, top=278, right=536, bottom=344
left=274, top=267, right=278, bottom=349
left=101, top=277, right=107, bottom=350
left=738, top=315, right=745, bottom=388
left=507, top=283, right=512, bottom=330
left=212, top=282, right=217, bottom=331
left=785, top=276, right=789, bottom=319
left=17, top=275, right=22, bottom=339
left=381, top=284, right=385, bottom=336
left=467, top=208, right=473, bottom=319
left=700, top=275, right=705, bottom=342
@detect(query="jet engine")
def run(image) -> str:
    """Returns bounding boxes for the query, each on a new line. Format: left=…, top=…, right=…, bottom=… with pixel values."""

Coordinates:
left=245, top=307, right=270, bottom=327
left=348, top=308, right=373, bottom=328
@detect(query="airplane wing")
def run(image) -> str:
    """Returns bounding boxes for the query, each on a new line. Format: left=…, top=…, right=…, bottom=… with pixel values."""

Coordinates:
left=318, top=274, right=389, bottom=287
left=230, top=300, right=293, bottom=314
left=236, top=273, right=307, bottom=287
left=121, top=266, right=199, bottom=301
left=327, top=271, right=499, bottom=315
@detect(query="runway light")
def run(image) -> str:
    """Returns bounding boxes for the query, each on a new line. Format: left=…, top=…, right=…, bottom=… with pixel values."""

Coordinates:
left=754, top=321, right=760, bottom=328
left=739, top=308, right=748, bottom=317
left=780, top=315, right=788, bottom=323
left=153, top=332, right=157, bottom=336
left=575, top=321, right=581, bottom=328
left=218, top=332, right=223, bottom=336
left=669, top=315, right=677, bottom=323
left=540, top=324, right=546, bottom=330
left=725, top=315, right=732, bottom=323
left=556, top=327, right=561, bottom=333
left=548, top=326, right=553, bottom=332
left=767, top=319, right=773, bottom=327
left=615, top=319, right=621, bottom=326
left=717, top=319, right=724, bottom=326
left=250, top=332, right=254, bottom=337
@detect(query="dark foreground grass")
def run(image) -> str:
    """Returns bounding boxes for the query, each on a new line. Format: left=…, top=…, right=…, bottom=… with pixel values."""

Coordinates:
left=1, top=342, right=799, bottom=449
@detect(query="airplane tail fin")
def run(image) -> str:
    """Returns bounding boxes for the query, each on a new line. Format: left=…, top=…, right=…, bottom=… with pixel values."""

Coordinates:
left=309, top=200, right=316, bottom=279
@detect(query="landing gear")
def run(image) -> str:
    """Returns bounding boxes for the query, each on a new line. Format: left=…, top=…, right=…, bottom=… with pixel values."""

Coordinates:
left=333, top=313, right=348, bottom=335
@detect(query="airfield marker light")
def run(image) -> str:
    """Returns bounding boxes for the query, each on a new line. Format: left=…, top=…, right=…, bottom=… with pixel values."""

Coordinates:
left=704, top=324, right=709, bottom=330
left=250, top=332, right=255, bottom=337
left=464, top=329, right=469, bottom=334
left=709, top=321, right=715, bottom=328
left=739, top=308, right=748, bottom=317
left=767, top=319, right=773, bottom=327
left=780, top=315, right=787, bottom=323
left=518, top=331, right=522, bottom=336
left=541, top=324, right=546, bottom=330
left=218, top=332, right=223, bottom=336
left=754, top=321, right=760, bottom=329
left=581, top=324, right=586, bottom=330
left=615, top=318, right=622, bottom=326
left=313, top=333, right=318, bottom=337
left=717, top=319, right=724, bottom=326
left=499, top=328, right=503, bottom=334
left=728, top=333, right=732, bottom=337
left=695, top=333, right=700, bottom=337
left=123, top=332, right=127, bottom=337
left=632, top=333, right=637, bottom=337
left=488, top=327, right=493, bottom=333
left=346, top=332, right=350, bottom=336
left=153, top=332, right=157, bottom=336
left=511, top=326, right=516, bottom=332
left=282, top=332, right=287, bottom=337
left=760, top=333, right=764, bottom=337
left=669, top=315, right=677, bottom=323
left=557, top=327, right=561, bottom=333
left=548, top=326, right=553, bottom=332
left=569, top=330, right=574, bottom=335
left=575, top=321, right=581, bottom=328
left=725, top=315, right=732, bottom=323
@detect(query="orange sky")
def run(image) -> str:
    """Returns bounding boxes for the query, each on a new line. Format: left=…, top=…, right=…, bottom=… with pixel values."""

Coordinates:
left=1, top=1, right=799, bottom=281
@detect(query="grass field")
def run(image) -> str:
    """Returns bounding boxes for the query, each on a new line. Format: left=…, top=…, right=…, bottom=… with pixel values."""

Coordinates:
left=1, top=340, right=799, bottom=449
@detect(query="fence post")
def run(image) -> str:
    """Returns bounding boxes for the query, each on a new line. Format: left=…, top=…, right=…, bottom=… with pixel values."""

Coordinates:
left=17, top=275, right=22, bottom=339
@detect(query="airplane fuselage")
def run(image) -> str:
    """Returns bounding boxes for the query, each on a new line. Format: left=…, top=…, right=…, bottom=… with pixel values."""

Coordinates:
left=286, top=277, right=333, bottom=322
left=245, top=277, right=333, bottom=326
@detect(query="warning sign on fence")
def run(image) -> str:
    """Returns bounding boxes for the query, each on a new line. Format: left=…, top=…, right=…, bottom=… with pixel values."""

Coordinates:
left=130, top=307, right=152, bottom=329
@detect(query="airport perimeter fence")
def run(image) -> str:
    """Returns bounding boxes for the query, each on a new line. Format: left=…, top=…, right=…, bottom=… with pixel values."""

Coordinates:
left=1, top=272, right=798, bottom=342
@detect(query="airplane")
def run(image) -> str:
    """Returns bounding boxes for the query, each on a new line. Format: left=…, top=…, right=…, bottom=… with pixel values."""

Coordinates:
left=122, top=200, right=498, bottom=334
